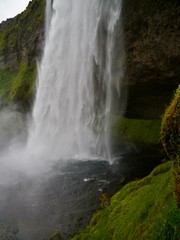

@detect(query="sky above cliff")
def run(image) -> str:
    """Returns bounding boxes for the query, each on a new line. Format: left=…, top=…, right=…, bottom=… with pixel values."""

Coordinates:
left=0, top=0, right=30, bottom=23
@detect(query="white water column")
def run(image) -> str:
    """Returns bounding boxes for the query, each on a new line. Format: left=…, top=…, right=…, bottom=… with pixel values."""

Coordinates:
left=27, top=0, right=123, bottom=160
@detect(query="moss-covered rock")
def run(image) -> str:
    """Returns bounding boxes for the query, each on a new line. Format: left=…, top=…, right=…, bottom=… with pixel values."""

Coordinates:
left=0, top=0, right=45, bottom=109
left=111, top=117, right=161, bottom=145
left=161, top=86, right=180, bottom=160
left=0, top=0, right=45, bottom=67
left=71, top=161, right=180, bottom=240
left=0, top=69, right=16, bottom=98
left=8, top=61, right=37, bottom=108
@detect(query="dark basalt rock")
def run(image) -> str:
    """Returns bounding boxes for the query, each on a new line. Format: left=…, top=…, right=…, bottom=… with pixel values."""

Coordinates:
left=122, top=0, right=180, bottom=118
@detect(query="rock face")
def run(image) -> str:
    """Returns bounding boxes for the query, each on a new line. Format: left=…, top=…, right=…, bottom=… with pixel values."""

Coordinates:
left=0, top=0, right=179, bottom=116
left=0, top=0, right=45, bottom=70
left=0, top=0, right=45, bottom=108
left=122, top=0, right=180, bottom=118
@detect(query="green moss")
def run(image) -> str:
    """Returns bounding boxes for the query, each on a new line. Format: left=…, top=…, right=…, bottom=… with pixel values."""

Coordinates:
left=0, top=0, right=45, bottom=107
left=0, top=24, right=18, bottom=55
left=0, top=69, right=16, bottom=97
left=0, top=0, right=45, bottom=55
left=0, top=62, right=37, bottom=107
left=111, top=117, right=161, bottom=145
left=72, top=161, right=180, bottom=240
left=8, top=62, right=37, bottom=107
left=161, top=86, right=180, bottom=160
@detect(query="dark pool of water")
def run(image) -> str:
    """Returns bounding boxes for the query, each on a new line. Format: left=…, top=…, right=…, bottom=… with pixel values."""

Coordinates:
left=0, top=145, right=163, bottom=240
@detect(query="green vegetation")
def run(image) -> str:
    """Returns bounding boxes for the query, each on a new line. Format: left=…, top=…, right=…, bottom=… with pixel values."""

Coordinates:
left=0, top=0, right=45, bottom=55
left=111, top=117, right=161, bottom=145
left=0, top=69, right=16, bottom=97
left=161, top=86, right=180, bottom=160
left=0, top=62, right=37, bottom=107
left=0, top=0, right=45, bottom=108
left=72, top=161, right=180, bottom=240
left=8, top=62, right=37, bottom=107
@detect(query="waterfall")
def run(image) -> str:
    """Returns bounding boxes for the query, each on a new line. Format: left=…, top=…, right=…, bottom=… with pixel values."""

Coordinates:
left=27, top=0, right=124, bottom=160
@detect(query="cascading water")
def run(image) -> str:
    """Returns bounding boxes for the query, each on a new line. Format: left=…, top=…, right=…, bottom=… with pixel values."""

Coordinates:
left=27, top=0, right=124, bottom=161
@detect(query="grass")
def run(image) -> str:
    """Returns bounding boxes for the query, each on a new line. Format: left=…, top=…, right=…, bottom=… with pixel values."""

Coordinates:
left=111, top=117, right=161, bottom=145
left=72, top=161, right=180, bottom=240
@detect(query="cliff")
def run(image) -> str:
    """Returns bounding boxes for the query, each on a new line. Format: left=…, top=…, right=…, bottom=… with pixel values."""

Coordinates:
left=109, top=0, right=180, bottom=145
left=0, top=0, right=45, bottom=108
left=0, top=0, right=45, bottom=69
left=122, top=0, right=180, bottom=118
left=0, top=0, right=179, bottom=116
left=0, top=1, right=179, bottom=240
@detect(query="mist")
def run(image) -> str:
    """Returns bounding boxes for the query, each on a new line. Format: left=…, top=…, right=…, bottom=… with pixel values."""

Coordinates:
left=0, top=106, right=66, bottom=240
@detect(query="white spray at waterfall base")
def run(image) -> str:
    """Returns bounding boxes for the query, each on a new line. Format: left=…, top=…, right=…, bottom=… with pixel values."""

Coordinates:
left=27, top=0, right=124, bottom=162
